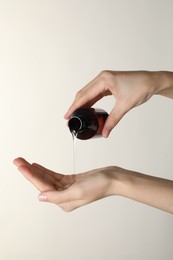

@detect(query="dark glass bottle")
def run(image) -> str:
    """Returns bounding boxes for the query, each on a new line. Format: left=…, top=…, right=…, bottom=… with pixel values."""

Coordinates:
left=68, top=108, right=108, bottom=140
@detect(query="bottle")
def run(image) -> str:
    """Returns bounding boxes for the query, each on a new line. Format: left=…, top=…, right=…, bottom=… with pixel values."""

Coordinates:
left=68, top=108, right=108, bottom=140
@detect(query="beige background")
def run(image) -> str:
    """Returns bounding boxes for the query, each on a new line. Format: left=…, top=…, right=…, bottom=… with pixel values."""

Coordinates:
left=0, top=0, right=173, bottom=259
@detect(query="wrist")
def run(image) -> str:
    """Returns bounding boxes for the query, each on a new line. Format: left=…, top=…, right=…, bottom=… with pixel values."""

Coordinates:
left=108, top=167, right=144, bottom=199
left=153, top=71, right=173, bottom=98
left=107, top=166, right=131, bottom=197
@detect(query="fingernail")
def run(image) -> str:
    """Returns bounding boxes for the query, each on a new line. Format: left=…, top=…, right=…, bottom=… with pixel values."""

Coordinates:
left=102, top=129, right=109, bottom=138
left=64, top=112, right=70, bottom=119
left=38, top=194, right=48, bottom=202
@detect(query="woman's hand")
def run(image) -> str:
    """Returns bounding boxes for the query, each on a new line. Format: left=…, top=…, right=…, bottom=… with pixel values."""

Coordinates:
left=14, top=157, right=173, bottom=214
left=65, top=70, right=173, bottom=137
left=13, top=157, right=122, bottom=212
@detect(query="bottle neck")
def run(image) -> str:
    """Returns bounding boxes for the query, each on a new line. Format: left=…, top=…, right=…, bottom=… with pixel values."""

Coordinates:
left=68, top=116, right=83, bottom=133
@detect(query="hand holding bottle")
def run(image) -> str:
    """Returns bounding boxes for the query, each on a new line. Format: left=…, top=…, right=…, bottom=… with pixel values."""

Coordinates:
left=65, top=71, right=173, bottom=137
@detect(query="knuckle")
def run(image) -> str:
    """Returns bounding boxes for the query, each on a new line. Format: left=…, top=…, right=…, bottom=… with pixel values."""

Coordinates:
left=75, top=89, right=83, bottom=99
left=98, top=70, right=115, bottom=90
left=99, top=70, right=113, bottom=81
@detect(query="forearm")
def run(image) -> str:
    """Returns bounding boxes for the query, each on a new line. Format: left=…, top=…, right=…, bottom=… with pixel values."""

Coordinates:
left=153, top=71, right=173, bottom=99
left=113, top=168, right=173, bottom=214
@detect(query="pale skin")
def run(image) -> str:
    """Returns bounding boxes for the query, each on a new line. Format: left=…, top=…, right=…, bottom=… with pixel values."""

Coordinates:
left=14, top=71, right=173, bottom=213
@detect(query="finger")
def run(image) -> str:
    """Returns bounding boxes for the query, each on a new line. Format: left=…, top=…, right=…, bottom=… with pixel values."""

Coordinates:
left=32, top=164, right=66, bottom=189
left=32, top=163, right=76, bottom=190
left=64, top=93, right=103, bottom=119
left=32, top=163, right=64, bottom=181
left=39, top=192, right=95, bottom=212
left=102, top=101, right=129, bottom=137
left=14, top=159, right=61, bottom=188
left=13, top=157, right=31, bottom=167
left=14, top=158, right=64, bottom=186
left=64, top=76, right=107, bottom=119
left=38, top=193, right=84, bottom=212
left=14, top=158, right=61, bottom=182
left=38, top=185, right=82, bottom=205
left=18, top=165, right=54, bottom=192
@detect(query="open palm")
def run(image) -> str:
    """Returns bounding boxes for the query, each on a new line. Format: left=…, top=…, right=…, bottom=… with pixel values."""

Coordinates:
left=14, top=157, right=116, bottom=211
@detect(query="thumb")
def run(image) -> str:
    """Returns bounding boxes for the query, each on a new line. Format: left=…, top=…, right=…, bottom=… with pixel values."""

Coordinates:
left=102, top=101, right=129, bottom=137
left=38, top=187, right=78, bottom=204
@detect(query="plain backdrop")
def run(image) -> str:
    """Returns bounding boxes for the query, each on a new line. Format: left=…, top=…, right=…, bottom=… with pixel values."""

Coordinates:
left=0, top=0, right=173, bottom=259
